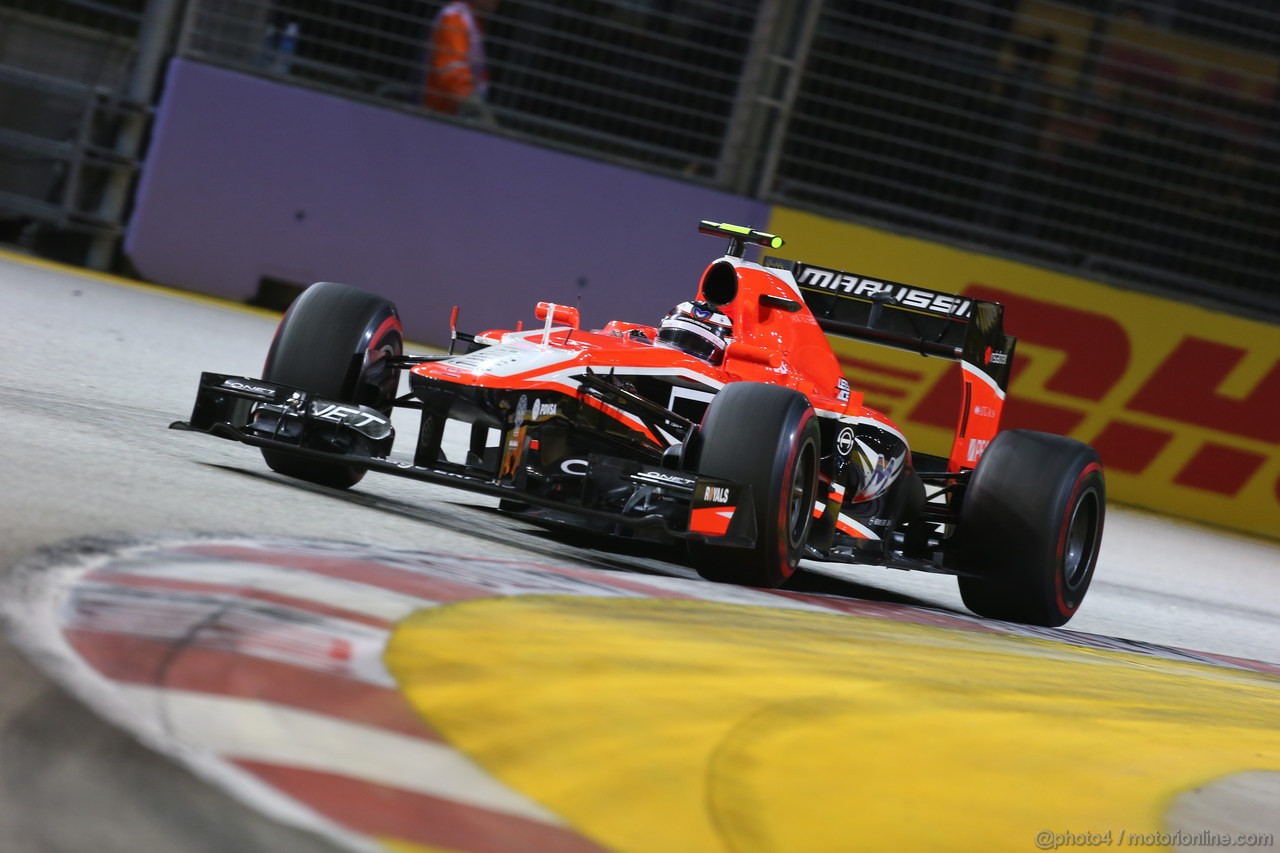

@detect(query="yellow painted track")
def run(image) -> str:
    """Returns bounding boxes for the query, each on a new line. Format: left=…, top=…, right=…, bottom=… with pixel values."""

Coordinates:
left=387, top=596, right=1280, bottom=852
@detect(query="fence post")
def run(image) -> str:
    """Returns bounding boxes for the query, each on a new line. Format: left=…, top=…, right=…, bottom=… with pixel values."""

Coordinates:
left=716, top=0, right=785, bottom=195
left=751, top=0, right=822, bottom=201
left=86, top=0, right=183, bottom=270
left=715, top=0, right=824, bottom=200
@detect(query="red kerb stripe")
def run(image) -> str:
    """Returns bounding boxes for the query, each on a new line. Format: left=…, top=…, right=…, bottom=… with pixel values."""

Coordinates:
left=234, top=760, right=606, bottom=853
left=64, top=629, right=439, bottom=740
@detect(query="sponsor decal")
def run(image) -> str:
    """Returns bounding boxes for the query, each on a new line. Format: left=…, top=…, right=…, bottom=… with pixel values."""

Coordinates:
left=972, top=405, right=997, bottom=418
left=560, top=458, right=589, bottom=477
left=966, top=438, right=990, bottom=463
left=836, top=427, right=856, bottom=456
left=981, top=346, right=1008, bottom=366
left=221, top=379, right=276, bottom=396
left=514, top=395, right=528, bottom=427
left=310, top=403, right=388, bottom=429
left=798, top=266, right=973, bottom=318
left=499, top=419, right=526, bottom=481
left=633, top=470, right=696, bottom=488
left=531, top=398, right=558, bottom=420
left=837, top=377, right=851, bottom=403
left=852, top=438, right=906, bottom=502
left=702, top=485, right=731, bottom=504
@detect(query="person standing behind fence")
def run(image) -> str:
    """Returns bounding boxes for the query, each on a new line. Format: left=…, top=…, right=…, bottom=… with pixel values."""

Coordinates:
left=422, top=0, right=499, bottom=123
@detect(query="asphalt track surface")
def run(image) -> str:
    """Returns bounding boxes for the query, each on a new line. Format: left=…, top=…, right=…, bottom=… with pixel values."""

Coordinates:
left=0, top=252, right=1277, bottom=852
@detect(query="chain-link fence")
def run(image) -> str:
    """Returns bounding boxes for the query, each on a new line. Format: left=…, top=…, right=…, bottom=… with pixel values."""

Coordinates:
left=766, top=0, right=1280, bottom=317
left=4, top=0, right=1279, bottom=316
left=177, top=0, right=760, bottom=175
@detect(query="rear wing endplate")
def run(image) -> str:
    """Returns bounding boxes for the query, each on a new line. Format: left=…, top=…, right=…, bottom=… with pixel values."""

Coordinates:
left=765, top=257, right=1018, bottom=470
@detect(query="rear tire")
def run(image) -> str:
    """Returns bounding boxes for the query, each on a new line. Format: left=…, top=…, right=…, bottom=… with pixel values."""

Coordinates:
left=955, top=429, right=1105, bottom=627
left=690, top=383, right=820, bottom=588
left=261, top=281, right=402, bottom=488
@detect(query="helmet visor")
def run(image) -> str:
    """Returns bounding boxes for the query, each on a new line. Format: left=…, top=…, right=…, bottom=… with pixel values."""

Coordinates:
left=656, top=326, right=726, bottom=364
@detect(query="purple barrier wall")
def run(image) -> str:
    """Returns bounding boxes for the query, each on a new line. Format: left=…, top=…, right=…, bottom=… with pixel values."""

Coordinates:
left=126, top=59, right=770, bottom=344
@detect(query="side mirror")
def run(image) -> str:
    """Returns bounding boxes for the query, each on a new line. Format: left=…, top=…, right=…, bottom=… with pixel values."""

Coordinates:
left=535, top=302, right=580, bottom=329
left=759, top=294, right=802, bottom=313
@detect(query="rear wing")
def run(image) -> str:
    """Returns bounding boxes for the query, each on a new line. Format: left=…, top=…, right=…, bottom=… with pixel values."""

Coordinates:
left=765, top=257, right=1017, bottom=470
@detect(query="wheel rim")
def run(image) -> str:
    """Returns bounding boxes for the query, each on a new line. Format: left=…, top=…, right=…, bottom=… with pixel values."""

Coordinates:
left=1063, top=489, right=1099, bottom=589
left=787, top=440, right=818, bottom=546
left=357, top=332, right=402, bottom=410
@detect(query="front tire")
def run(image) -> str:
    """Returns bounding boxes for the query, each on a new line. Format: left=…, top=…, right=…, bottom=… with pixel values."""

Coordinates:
left=955, top=429, right=1105, bottom=627
left=261, top=281, right=402, bottom=488
left=690, top=382, right=820, bottom=588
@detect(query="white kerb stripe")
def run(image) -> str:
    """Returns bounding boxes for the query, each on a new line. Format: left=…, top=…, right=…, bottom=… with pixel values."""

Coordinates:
left=116, top=686, right=564, bottom=824
left=98, top=559, right=435, bottom=620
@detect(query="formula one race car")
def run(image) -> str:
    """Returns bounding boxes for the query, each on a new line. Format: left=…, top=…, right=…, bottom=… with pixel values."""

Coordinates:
left=172, top=221, right=1105, bottom=626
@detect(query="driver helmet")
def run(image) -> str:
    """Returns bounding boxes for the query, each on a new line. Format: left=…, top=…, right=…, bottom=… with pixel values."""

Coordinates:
left=656, top=300, right=733, bottom=364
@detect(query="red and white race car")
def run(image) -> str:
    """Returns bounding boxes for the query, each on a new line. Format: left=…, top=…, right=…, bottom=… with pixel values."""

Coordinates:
left=174, top=221, right=1105, bottom=626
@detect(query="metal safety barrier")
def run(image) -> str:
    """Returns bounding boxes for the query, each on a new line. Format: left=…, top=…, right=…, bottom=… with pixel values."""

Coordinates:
left=0, top=3, right=157, bottom=266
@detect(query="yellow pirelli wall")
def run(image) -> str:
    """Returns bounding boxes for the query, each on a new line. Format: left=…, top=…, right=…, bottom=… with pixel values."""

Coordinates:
left=766, top=208, right=1280, bottom=541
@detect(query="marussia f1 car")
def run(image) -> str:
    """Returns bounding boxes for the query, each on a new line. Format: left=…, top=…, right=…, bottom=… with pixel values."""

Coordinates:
left=173, top=221, right=1105, bottom=626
